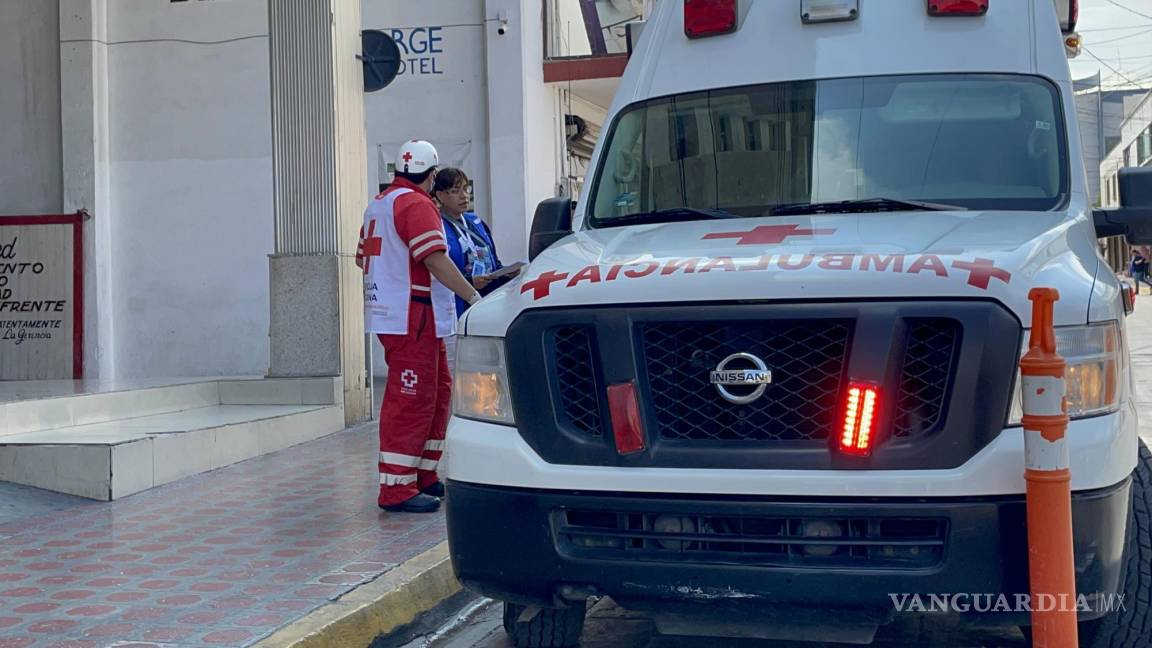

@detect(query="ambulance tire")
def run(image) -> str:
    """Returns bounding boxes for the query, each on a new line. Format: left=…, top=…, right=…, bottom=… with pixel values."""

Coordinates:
left=502, top=602, right=586, bottom=648
left=1078, top=439, right=1152, bottom=648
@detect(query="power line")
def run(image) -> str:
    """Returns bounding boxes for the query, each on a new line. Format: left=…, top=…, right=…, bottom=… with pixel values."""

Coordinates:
left=1098, top=72, right=1152, bottom=88
left=1084, top=46, right=1143, bottom=86
left=1089, top=27, right=1152, bottom=45
left=1072, top=52, right=1152, bottom=61
left=1100, top=0, right=1152, bottom=21
left=1080, top=24, right=1152, bottom=32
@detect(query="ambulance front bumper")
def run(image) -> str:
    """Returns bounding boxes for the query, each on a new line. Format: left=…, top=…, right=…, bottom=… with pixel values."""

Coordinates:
left=445, top=479, right=1131, bottom=623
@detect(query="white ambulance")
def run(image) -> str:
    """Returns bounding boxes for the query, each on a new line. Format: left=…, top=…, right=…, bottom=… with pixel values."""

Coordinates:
left=445, top=1, right=1152, bottom=645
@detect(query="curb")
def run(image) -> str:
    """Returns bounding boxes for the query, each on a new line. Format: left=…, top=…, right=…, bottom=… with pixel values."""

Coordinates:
left=254, top=542, right=461, bottom=648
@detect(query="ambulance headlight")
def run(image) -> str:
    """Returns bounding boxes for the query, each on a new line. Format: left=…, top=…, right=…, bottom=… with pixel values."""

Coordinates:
left=1009, top=322, right=1124, bottom=424
left=453, top=336, right=515, bottom=425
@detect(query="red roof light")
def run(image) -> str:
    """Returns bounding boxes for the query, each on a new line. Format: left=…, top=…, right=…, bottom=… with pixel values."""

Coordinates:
left=685, top=0, right=738, bottom=39
left=1062, top=0, right=1079, bottom=32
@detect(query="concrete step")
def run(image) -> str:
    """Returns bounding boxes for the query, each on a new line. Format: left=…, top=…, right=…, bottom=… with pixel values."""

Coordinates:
left=0, top=377, right=342, bottom=437
left=0, top=381, right=220, bottom=437
left=0, top=377, right=346, bottom=500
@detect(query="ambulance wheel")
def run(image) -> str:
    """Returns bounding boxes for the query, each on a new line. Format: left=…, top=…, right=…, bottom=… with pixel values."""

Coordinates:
left=502, top=601, right=586, bottom=648
left=1078, top=439, right=1152, bottom=648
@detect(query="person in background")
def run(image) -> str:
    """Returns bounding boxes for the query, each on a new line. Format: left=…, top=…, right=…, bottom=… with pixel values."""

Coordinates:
left=1131, top=248, right=1149, bottom=296
left=432, top=168, right=521, bottom=370
left=1141, top=247, right=1152, bottom=294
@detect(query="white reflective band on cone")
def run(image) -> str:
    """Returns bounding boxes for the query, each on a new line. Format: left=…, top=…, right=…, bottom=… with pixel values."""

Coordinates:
left=1021, top=375, right=1065, bottom=417
left=1024, top=429, right=1071, bottom=471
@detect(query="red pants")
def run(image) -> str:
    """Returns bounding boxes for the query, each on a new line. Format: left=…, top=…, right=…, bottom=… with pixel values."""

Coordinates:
left=377, top=302, right=451, bottom=506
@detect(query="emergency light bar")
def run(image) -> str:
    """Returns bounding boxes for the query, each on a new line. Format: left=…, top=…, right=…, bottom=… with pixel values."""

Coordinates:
left=927, top=0, right=988, bottom=16
left=839, top=383, right=880, bottom=457
left=801, top=0, right=860, bottom=24
left=684, top=0, right=738, bottom=38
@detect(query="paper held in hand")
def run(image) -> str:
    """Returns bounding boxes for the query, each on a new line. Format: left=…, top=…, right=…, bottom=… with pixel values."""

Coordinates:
left=487, top=262, right=526, bottom=280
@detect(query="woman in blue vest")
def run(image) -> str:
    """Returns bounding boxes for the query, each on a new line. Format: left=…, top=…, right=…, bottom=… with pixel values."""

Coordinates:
left=432, top=168, right=518, bottom=368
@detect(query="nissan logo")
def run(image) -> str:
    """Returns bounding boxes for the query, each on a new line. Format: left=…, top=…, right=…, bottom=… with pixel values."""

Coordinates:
left=709, top=353, right=773, bottom=405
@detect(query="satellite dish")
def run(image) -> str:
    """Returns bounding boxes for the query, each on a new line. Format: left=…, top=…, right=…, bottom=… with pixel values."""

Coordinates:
left=361, top=30, right=402, bottom=92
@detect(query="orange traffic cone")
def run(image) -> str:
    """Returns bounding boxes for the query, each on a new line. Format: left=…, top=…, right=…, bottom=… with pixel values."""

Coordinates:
left=1020, top=288, right=1078, bottom=648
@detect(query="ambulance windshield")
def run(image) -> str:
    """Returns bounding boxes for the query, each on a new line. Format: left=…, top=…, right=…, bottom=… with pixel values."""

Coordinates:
left=588, top=74, right=1068, bottom=226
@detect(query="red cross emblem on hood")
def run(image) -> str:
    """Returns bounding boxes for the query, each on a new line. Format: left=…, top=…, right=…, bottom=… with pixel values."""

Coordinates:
left=703, top=224, right=836, bottom=246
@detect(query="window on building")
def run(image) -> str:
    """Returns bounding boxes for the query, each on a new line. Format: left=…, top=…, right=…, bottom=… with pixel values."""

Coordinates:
left=669, top=113, right=700, bottom=160
left=1141, top=127, right=1152, bottom=166
left=716, top=115, right=733, bottom=152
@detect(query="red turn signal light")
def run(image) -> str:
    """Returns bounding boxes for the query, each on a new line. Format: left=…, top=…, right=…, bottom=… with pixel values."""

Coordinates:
left=840, top=384, right=880, bottom=456
left=608, top=382, right=646, bottom=455
left=685, top=0, right=738, bottom=39
left=927, top=0, right=989, bottom=16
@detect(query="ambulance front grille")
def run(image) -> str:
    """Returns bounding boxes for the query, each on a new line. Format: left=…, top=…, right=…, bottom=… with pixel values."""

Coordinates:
left=549, top=318, right=959, bottom=443
left=552, top=327, right=604, bottom=438
left=894, top=320, right=961, bottom=438
left=641, top=321, right=853, bottom=442
left=525, top=301, right=1016, bottom=470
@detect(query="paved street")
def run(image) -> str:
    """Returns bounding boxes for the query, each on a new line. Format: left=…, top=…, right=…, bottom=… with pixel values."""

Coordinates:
left=405, top=598, right=1027, bottom=648
left=1127, top=291, right=1152, bottom=441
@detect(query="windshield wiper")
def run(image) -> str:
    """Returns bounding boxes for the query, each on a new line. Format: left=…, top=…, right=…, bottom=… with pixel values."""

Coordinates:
left=770, top=197, right=967, bottom=216
left=599, top=207, right=739, bottom=227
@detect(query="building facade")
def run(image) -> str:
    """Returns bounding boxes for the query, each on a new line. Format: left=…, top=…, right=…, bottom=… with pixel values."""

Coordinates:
left=1098, top=91, right=1151, bottom=272
left=1102, top=91, right=1152, bottom=208
left=0, top=0, right=630, bottom=387
left=1074, top=77, right=1150, bottom=206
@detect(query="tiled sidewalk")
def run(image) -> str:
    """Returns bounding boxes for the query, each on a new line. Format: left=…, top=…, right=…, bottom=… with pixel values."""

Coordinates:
left=0, top=421, right=446, bottom=648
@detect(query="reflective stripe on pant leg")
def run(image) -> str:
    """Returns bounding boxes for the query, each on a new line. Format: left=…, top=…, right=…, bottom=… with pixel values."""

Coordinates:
left=418, top=337, right=451, bottom=489
left=378, top=304, right=439, bottom=506
left=380, top=473, right=418, bottom=486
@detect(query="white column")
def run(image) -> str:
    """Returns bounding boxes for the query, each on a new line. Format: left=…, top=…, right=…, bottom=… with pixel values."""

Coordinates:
left=59, top=0, right=114, bottom=380
left=267, top=0, right=370, bottom=423
left=484, top=0, right=563, bottom=261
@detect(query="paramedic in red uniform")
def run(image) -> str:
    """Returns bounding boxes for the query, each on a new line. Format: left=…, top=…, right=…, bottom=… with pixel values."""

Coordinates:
left=356, top=140, right=482, bottom=513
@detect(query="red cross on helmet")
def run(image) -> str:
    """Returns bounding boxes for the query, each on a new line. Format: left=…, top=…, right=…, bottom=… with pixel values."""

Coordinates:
left=396, top=140, right=439, bottom=174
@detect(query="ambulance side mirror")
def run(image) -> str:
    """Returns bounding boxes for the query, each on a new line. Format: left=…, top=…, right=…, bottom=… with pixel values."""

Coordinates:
left=1095, top=167, right=1152, bottom=244
left=529, top=198, right=574, bottom=261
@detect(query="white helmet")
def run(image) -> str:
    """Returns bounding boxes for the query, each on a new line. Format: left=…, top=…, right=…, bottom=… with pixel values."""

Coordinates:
left=396, top=140, right=439, bottom=175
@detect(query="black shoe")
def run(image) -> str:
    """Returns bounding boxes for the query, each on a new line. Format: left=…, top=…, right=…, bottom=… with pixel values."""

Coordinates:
left=421, top=482, right=445, bottom=498
left=380, top=493, right=441, bottom=513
